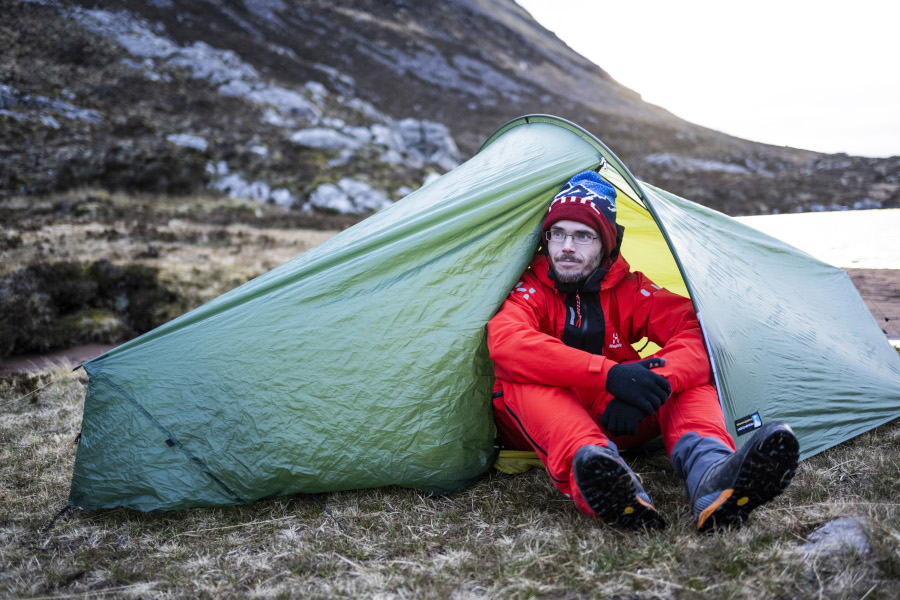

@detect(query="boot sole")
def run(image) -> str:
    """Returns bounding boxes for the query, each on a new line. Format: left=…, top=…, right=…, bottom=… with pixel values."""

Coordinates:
left=574, top=450, right=665, bottom=531
left=696, top=427, right=799, bottom=532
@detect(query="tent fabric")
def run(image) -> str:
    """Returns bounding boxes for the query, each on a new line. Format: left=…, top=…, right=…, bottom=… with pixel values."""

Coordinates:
left=644, top=183, right=900, bottom=457
left=69, top=115, right=900, bottom=512
left=69, top=118, right=605, bottom=511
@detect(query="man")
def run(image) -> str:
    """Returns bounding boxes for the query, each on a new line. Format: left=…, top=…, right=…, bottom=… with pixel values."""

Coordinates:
left=487, top=170, right=799, bottom=531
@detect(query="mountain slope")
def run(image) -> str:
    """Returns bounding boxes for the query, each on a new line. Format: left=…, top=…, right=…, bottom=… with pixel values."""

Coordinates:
left=1, top=0, right=898, bottom=215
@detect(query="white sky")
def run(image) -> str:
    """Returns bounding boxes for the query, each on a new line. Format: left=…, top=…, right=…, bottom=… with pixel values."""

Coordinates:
left=516, top=0, right=900, bottom=158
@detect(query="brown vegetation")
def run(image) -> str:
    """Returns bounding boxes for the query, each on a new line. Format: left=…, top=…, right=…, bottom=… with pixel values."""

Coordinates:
left=0, top=190, right=351, bottom=361
left=2, top=366, right=900, bottom=599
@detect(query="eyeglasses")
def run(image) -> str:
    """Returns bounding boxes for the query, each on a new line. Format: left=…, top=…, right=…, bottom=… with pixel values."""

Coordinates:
left=545, top=230, right=598, bottom=245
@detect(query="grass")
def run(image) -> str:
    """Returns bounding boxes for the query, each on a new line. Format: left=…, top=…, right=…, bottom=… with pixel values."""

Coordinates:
left=0, top=190, right=343, bottom=308
left=3, top=192, right=900, bottom=598
left=2, top=367, right=900, bottom=599
left=0, top=191, right=346, bottom=357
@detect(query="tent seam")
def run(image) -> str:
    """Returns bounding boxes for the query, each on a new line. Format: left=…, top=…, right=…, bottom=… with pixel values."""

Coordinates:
left=89, top=372, right=247, bottom=505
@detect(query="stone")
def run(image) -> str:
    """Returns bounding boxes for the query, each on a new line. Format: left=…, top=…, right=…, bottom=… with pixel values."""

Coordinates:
left=799, top=516, right=870, bottom=556
left=308, top=178, right=391, bottom=214
left=394, top=118, right=460, bottom=171
left=289, top=128, right=361, bottom=151
left=308, top=182, right=355, bottom=214
left=166, top=134, right=209, bottom=152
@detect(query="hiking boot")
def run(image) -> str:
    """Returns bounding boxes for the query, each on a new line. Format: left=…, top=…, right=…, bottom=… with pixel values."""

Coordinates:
left=692, top=422, right=799, bottom=532
left=572, top=444, right=664, bottom=530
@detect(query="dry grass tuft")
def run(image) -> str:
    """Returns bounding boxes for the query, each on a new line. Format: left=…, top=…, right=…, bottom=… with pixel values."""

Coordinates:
left=0, top=191, right=342, bottom=358
left=2, top=368, right=900, bottom=599
left=1, top=191, right=341, bottom=310
left=3, top=193, right=900, bottom=598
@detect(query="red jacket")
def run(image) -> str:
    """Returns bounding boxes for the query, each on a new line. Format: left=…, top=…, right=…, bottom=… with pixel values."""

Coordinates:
left=487, top=254, right=712, bottom=394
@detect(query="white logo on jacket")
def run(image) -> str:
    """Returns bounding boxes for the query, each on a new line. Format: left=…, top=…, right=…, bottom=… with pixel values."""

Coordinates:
left=511, top=281, right=536, bottom=300
left=609, top=333, right=622, bottom=349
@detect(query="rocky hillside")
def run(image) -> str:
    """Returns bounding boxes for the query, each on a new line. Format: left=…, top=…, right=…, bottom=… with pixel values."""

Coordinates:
left=2, top=0, right=899, bottom=216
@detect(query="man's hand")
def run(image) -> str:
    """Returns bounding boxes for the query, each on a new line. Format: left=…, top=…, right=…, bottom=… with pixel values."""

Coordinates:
left=600, top=398, right=646, bottom=437
left=604, top=357, right=672, bottom=416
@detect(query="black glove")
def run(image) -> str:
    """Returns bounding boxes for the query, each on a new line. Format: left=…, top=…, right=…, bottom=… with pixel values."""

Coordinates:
left=600, top=398, right=646, bottom=437
left=605, top=357, right=672, bottom=417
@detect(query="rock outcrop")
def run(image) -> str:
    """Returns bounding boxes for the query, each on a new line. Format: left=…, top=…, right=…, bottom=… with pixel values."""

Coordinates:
left=1, top=0, right=898, bottom=215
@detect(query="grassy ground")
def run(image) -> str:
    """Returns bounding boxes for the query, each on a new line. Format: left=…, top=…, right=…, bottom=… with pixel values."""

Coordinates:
left=2, top=365, right=900, bottom=600
left=0, top=190, right=346, bottom=311
left=3, top=192, right=900, bottom=598
left=0, top=191, right=350, bottom=359
left=2, top=192, right=900, bottom=598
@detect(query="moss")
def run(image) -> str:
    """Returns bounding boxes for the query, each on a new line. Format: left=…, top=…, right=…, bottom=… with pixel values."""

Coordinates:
left=60, top=309, right=129, bottom=344
left=0, top=371, right=51, bottom=401
left=0, top=259, right=178, bottom=358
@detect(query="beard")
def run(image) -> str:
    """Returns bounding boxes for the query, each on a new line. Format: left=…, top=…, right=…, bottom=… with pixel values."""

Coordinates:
left=551, top=254, right=597, bottom=286
left=553, top=267, right=587, bottom=285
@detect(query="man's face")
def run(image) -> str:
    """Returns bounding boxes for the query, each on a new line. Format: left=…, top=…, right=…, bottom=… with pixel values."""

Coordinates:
left=547, top=219, right=604, bottom=285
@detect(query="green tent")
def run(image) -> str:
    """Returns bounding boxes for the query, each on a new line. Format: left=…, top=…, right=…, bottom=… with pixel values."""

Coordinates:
left=69, top=115, right=900, bottom=512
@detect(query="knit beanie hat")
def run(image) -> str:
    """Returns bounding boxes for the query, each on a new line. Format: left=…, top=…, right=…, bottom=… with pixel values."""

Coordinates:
left=543, top=170, right=618, bottom=257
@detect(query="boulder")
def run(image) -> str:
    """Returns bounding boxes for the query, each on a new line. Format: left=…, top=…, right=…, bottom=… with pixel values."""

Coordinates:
left=309, top=178, right=391, bottom=214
